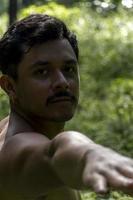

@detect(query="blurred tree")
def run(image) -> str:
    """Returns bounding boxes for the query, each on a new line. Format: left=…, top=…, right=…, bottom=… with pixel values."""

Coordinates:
left=22, top=0, right=40, bottom=7
left=9, top=0, right=18, bottom=25
left=56, top=0, right=72, bottom=6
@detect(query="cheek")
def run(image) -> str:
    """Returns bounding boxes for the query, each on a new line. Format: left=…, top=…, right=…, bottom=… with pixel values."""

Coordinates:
left=16, top=82, right=48, bottom=105
left=16, top=86, right=48, bottom=115
left=70, top=79, right=79, bottom=94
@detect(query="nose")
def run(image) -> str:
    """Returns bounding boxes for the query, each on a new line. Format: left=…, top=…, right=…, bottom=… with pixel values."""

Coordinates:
left=52, top=70, right=69, bottom=91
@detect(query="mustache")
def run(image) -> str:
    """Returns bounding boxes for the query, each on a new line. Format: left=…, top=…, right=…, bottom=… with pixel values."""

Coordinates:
left=47, top=90, right=77, bottom=104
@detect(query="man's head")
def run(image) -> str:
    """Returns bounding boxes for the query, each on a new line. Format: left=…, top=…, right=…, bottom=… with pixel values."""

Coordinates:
left=0, top=14, right=79, bottom=123
left=0, top=14, right=79, bottom=80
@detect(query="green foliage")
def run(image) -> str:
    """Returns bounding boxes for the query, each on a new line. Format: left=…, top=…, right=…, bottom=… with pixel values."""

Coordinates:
left=0, top=13, right=8, bottom=37
left=103, top=79, right=133, bottom=155
left=65, top=5, right=133, bottom=157
left=0, top=0, right=8, bottom=14
left=81, top=191, right=133, bottom=200
left=19, top=2, right=80, bottom=27
left=0, top=88, right=9, bottom=120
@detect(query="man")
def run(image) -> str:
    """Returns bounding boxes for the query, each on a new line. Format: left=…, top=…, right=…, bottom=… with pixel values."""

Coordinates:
left=0, top=14, right=133, bottom=200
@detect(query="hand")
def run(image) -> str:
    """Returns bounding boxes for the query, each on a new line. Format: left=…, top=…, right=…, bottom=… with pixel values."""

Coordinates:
left=82, top=144, right=133, bottom=195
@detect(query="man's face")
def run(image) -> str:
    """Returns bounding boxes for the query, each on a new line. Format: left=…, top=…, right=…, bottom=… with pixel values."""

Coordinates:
left=14, top=39, right=79, bottom=122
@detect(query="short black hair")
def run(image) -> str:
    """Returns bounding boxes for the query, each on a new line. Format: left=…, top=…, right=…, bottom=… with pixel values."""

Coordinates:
left=0, top=14, right=79, bottom=80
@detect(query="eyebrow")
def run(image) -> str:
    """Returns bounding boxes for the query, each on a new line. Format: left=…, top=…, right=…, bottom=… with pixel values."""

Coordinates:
left=29, top=61, right=49, bottom=70
left=29, top=59, right=78, bottom=69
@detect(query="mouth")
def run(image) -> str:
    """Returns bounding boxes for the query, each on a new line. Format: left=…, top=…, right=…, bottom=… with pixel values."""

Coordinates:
left=48, top=97, right=73, bottom=103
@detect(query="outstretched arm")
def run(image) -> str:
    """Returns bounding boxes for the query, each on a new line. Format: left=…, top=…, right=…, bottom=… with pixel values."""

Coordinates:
left=51, top=131, right=133, bottom=195
left=0, top=130, right=133, bottom=199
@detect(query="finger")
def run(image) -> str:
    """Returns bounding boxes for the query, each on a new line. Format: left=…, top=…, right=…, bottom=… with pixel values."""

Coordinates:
left=103, top=169, right=133, bottom=190
left=84, top=173, right=108, bottom=194
left=93, top=173, right=109, bottom=194
left=116, top=165, right=133, bottom=179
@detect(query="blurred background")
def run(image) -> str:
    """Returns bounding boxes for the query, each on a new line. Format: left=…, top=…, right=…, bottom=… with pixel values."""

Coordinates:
left=0, top=1, right=133, bottom=199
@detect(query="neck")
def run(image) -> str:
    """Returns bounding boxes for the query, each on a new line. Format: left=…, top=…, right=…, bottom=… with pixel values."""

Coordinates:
left=30, top=120, right=65, bottom=139
left=9, top=109, right=65, bottom=139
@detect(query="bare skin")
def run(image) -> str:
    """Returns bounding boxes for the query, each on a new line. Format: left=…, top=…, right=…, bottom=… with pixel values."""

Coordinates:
left=0, top=115, right=82, bottom=200
left=0, top=113, right=133, bottom=200
left=0, top=39, right=133, bottom=200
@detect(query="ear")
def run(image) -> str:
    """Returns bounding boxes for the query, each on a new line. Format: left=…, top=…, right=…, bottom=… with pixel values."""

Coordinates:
left=0, top=75, right=17, bottom=101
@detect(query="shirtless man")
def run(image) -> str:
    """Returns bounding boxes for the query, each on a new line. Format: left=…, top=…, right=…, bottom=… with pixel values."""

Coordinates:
left=0, top=14, right=133, bottom=200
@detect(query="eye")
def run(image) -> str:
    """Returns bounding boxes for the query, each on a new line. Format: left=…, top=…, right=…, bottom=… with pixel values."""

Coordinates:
left=64, top=65, right=77, bottom=74
left=36, top=68, right=49, bottom=76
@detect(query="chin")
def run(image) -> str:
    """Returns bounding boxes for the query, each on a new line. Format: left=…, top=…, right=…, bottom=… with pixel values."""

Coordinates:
left=52, top=113, right=74, bottom=122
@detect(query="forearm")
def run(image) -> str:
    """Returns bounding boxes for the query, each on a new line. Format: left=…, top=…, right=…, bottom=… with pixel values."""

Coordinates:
left=50, top=131, right=96, bottom=189
left=50, top=131, right=133, bottom=195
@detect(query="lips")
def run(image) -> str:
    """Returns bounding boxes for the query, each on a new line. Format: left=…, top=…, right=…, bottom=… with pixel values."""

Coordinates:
left=47, top=91, right=77, bottom=105
left=48, top=96, right=73, bottom=103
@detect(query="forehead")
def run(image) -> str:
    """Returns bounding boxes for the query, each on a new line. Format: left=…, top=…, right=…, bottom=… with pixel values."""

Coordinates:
left=19, top=39, right=77, bottom=70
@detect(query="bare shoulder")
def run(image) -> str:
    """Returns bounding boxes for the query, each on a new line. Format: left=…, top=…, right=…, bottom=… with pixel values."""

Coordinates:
left=1, top=131, right=51, bottom=156
left=0, top=131, right=51, bottom=167
left=0, top=132, right=61, bottom=198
